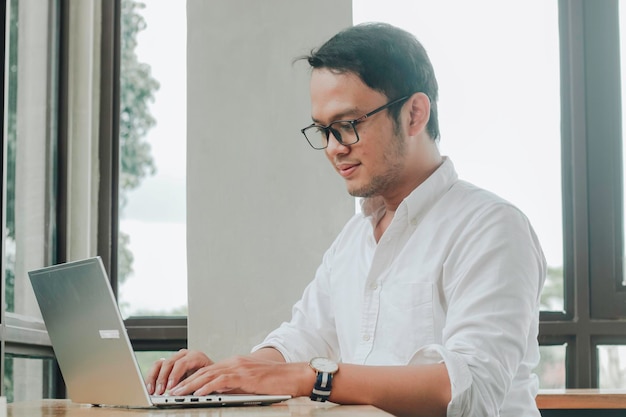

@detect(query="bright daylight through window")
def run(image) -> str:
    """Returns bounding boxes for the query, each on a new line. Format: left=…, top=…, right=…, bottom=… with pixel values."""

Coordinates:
left=118, top=0, right=187, bottom=318
left=353, top=0, right=563, bottom=386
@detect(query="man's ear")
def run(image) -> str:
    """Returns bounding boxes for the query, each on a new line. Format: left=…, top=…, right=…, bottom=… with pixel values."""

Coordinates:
left=407, top=92, right=431, bottom=136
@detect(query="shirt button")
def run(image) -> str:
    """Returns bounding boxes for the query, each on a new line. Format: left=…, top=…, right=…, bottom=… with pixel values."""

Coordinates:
left=363, top=334, right=371, bottom=341
left=411, top=218, right=418, bottom=226
left=369, top=282, right=378, bottom=290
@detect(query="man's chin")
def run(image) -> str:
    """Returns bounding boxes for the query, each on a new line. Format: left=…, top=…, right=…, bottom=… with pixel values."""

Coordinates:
left=347, top=186, right=375, bottom=199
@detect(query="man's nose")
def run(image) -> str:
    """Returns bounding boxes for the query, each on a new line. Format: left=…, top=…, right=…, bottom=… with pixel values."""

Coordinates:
left=325, top=131, right=349, bottom=156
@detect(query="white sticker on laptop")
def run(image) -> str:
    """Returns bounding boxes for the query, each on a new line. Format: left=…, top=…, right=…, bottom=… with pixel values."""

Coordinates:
left=99, top=329, right=120, bottom=339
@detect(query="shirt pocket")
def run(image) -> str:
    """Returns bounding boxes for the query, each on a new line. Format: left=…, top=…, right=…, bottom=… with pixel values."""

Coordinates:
left=377, top=281, right=435, bottom=363
left=386, top=281, right=433, bottom=311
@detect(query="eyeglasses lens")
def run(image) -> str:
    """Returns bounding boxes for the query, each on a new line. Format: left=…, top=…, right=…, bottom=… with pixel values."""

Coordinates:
left=303, top=126, right=328, bottom=150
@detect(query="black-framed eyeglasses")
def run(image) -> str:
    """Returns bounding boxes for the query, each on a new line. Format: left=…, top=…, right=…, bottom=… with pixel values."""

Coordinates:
left=300, top=95, right=410, bottom=150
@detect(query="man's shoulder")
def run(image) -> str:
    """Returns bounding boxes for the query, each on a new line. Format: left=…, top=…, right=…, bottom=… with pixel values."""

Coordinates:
left=443, top=179, right=530, bottom=225
left=449, top=179, right=515, bottom=207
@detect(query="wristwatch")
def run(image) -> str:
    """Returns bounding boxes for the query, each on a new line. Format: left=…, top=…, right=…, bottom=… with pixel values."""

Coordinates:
left=309, top=357, right=339, bottom=402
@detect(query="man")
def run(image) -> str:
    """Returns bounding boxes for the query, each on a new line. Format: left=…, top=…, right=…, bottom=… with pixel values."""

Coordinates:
left=146, top=22, right=546, bottom=417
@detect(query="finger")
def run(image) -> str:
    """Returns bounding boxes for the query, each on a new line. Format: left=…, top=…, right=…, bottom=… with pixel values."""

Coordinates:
left=175, top=356, right=244, bottom=395
left=155, top=359, right=174, bottom=395
left=194, top=374, right=235, bottom=396
left=167, top=355, right=194, bottom=391
left=154, top=349, right=188, bottom=395
left=145, top=357, right=166, bottom=395
left=169, top=366, right=216, bottom=396
left=164, top=350, right=214, bottom=393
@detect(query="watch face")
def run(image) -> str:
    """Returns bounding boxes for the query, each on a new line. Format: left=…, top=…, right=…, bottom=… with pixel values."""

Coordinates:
left=311, top=357, right=339, bottom=373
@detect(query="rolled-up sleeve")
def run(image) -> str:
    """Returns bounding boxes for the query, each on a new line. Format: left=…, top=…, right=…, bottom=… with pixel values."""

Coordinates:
left=411, top=204, right=545, bottom=416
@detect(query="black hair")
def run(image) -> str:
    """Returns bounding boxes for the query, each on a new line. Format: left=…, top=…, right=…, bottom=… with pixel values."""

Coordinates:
left=305, top=22, right=440, bottom=140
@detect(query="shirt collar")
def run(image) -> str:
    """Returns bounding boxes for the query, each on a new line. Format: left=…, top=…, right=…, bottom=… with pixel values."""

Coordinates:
left=360, top=157, right=458, bottom=227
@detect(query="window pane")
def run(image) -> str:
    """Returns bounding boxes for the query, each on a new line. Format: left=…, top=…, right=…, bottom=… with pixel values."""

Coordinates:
left=5, top=0, right=19, bottom=314
left=4, top=355, right=55, bottom=403
left=118, top=0, right=187, bottom=318
left=353, top=0, right=563, bottom=310
left=5, top=0, right=58, bottom=315
left=3, top=0, right=61, bottom=399
left=536, top=345, right=566, bottom=389
left=620, top=2, right=626, bottom=287
left=597, top=345, right=626, bottom=388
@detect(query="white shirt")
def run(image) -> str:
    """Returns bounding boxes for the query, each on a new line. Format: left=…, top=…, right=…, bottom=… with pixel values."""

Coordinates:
left=253, top=157, right=546, bottom=417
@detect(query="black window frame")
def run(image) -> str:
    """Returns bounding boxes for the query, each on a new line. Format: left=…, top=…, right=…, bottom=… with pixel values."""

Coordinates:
left=96, top=0, right=188, bottom=354
left=0, top=0, right=186, bottom=399
left=0, top=0, right=65, bottom=400
left=538, top=0, right=626, bottom=388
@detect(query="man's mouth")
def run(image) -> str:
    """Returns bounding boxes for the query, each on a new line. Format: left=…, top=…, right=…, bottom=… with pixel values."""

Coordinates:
left=336, top=162, right=360, bottom=178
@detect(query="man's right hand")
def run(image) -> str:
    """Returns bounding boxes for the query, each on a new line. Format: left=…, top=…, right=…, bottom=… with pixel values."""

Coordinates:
left=145, top=348, right=214, bottom=395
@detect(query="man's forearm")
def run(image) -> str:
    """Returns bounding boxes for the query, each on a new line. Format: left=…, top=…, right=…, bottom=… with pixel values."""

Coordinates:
left=250, top=348, right=450, bottom=416
left=326, top=362, right=450, bottom=417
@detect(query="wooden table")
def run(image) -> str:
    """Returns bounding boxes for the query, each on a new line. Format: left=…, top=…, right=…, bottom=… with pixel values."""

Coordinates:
left=537, top=389, right=626, bottom=409
left=537, top=389, right=626, bottom=417
left=7, top=398, right=393, bottom=417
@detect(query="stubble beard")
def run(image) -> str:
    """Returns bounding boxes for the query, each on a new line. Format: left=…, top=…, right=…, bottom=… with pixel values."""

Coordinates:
left=347, top=130, right=407, bottom=198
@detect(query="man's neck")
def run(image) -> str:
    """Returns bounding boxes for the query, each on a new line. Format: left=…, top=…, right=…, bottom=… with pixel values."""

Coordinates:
left=374, top=208, right=395, bottom=243
left=373, top=155, right=445, bottom=242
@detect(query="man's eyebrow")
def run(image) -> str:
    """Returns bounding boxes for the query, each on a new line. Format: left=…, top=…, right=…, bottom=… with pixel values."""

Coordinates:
left=311, top=107, right=362, bottom=125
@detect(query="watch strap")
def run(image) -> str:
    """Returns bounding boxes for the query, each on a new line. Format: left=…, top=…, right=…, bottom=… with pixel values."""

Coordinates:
left=309, top=370, right=333, bottom=402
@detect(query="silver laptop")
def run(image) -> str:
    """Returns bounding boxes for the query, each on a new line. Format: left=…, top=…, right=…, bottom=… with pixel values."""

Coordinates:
left=28, top=257, right=290, bottom=408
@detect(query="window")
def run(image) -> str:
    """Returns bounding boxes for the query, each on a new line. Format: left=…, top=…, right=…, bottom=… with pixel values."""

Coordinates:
left=354, top=0, right=626, bottom=388
left=354, top=0, right=563, bottom=304
left=117, top=0, right=187, bottom=319
left=116, top=0, right=188, bottom=371
left=552, top=0, right=625, bottom=387
left=0, top=0, right=186, bottom=401
left=598, top=345, right=626, bottom=388
left=354, top=0, right=563, bottom=387
left=537, top=345, right=566, bottom=388
left=2, top=0, right=60, bottom=401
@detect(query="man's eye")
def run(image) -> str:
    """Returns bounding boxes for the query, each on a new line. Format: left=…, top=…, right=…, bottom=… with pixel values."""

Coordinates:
left=312, top=126, right=327, bottom=135
left=334, top=122, right=353, bottom=132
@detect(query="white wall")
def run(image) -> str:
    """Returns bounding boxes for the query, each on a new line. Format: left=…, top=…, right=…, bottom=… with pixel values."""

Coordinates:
left=187, top=0, right=353, bottom=359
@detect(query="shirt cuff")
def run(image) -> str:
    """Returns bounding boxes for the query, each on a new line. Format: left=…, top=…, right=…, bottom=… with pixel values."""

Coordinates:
left=408, top=344, right=472, bottom=417
left=251, top=341, right=294, bottom=363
